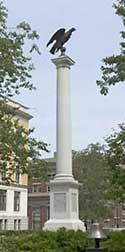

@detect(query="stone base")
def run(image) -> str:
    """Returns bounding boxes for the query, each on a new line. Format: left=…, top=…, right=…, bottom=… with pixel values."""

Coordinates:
left=44, top=176, right=85, bottom=231
left=44, top=219, right=85, bottom=231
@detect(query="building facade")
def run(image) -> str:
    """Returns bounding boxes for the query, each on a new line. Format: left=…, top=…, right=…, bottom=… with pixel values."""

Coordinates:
left=0, top=99, right=32, bottom=230
left=28, top=154, right=56, bottom=229
left=28, top=153, right=125, bottom=230
left=28, top=180, right=50, bottom=229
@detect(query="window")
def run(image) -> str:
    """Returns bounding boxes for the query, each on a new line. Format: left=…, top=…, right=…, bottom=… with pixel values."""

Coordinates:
left=18, top=219, right=21, bottom=230
left=32, top=185, right=37, bottom=192
left=32, top=185, right=42, bottom=193
left=47, top=185, right=50, bottom=192
left=14, top=191, right=20, bottom=211
left=32, top=209, right=41, bottom=230
left=15, top=165, right=20, bottom=184
left=122, top=204, right=125, bottom=216
left=0, top=220, right=3, bottom=230
left=0, top=190, right=6, bottom=211
left=122, top=204, right=125, bottom=210
left=48, top=173, right=55, bottom=179
left=4, top=219, right=7, bottom=230
left=38, top=186, right=42, bottom=192
left=14, top=219, right=17, bottom=230
left=47, top=206, right=50, bottom=220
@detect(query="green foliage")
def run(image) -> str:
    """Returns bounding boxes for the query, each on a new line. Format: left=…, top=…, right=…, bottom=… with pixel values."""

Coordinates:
left=106, top=124, right=125, bottom=167
left=97, top=0, right=125, bottom=95
left=96, top=0, right=125, bottom=216
left=73, top=143, right=112, bottom=221
left=56, top=228, right=88, bottom=252
left=0, top=229, right=125, bottom=252
left=0, top=98, right=48, bottom=182
left=103, top=231, right=125, bottom=252
left=0, top=229, right=88, bottom=252
left=105, top=124, right=125, bottom=202
left=28, top=159, right=48, bottom=181
left=0, top=2, right=48, bottom=181
left=0, top=2, right=41, bottom=97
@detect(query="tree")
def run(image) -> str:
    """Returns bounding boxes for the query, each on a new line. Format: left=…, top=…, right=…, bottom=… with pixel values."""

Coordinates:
left=104, top=125, right=125, bottom=228
left=73, top=143, right=112, bottom=222
left=96, top=0, right=125, bottom=203
left=105, top=124, right=125, bottom=202
left=97, top=0, right=125, bottom=95
left=28, top=159, right=49, bottom=181
left=0, top=2, right=41, bottom=96
left=0, top=96, right=49, bottom=183
left=0, top=2, right=48, bottom=182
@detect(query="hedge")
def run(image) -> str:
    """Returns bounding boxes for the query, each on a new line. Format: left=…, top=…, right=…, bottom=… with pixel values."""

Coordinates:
left=0, top=229, right=124, bottom=252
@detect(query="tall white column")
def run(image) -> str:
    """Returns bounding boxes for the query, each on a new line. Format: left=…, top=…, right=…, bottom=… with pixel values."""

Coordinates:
left=52, top=55, right=74, bottom=178
left=44, top=54, right=85, bottom=231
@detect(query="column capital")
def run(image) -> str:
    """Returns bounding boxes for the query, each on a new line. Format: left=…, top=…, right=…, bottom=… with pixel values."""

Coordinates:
left=51, top=54, right=75, bottom=69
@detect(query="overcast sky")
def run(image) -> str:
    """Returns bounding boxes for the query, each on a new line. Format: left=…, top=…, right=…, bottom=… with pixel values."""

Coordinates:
left=4, top=0, right=125, bottom=157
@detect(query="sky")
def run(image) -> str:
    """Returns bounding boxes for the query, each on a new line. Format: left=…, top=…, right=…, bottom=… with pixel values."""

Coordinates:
left=4, top=0, right=125, bottom=158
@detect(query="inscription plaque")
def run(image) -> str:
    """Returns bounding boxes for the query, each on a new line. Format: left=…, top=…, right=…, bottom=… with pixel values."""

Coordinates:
left=54, top=193, right=66, bottom=212
left=72, top=193, right=77, bottom=212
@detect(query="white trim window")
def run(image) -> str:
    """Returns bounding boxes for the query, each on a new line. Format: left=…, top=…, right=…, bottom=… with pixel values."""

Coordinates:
left=14, top=191, right=20, bottom=211
left=0, top=190, right=6, bottom=211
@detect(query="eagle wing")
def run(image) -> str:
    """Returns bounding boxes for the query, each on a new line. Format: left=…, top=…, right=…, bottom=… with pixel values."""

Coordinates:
left=46, top=28, right=65, bottom=47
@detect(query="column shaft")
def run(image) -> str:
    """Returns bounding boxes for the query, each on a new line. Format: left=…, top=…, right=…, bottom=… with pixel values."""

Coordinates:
left=56, top=66, right=72, bottom=176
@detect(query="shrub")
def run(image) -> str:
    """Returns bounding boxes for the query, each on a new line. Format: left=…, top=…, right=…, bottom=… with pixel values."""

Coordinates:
left=0, top=229, right=125, bottom=252
left=103, top=231, right=125, bottom=252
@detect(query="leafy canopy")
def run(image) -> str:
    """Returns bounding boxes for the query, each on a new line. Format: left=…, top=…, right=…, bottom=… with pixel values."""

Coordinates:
left=96, top=1, right=125, bottom=203
left=97, top=0, right=125, bottom=95
left=73, top=143, right=112, bottom=221
left=0, top=2, right=48, bottom=182
left=105, top=124, right=125, bottom=202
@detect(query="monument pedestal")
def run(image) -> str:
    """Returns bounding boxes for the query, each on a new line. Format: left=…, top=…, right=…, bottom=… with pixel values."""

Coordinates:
left=44, top=177, right=85, bottom=230
left=44, top=54, right=85, bottom=231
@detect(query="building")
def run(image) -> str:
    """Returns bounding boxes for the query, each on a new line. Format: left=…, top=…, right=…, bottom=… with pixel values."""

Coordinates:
left=0, top=99, right=32, bottom=230
left=103, top=203, right=125, bottom=229
left=28, top=153, right=56, bottom=229
left=28, top=180, right=50, bottom=229
left=28, top=153, right=125, bottom=230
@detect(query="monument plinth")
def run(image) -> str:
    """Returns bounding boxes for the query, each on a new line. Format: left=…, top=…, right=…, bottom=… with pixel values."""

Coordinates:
left=44, top=54, right=85, bottom=231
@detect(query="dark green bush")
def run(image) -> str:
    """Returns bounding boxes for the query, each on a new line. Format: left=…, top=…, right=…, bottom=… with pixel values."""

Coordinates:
left=55, top=228, right=88, bottom=252
left=0, top=229, right=125, bottom=252
left=0, top=229, right=87, bottom=252
left=102, top=231, right=125, bottom=252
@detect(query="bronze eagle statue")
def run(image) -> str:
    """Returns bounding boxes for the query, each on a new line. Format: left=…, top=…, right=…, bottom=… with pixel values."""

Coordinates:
left=46, top=27, right=76, bottom=55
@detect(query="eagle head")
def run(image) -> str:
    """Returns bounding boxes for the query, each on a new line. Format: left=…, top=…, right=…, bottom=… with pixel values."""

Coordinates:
left=70, top=27, right=76, bottom=32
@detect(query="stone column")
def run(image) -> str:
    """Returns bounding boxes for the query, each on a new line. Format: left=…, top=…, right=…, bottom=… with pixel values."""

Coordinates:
left=44, top=54, right=85, bottom=231
left=53, top=55, right=74, bottom=179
